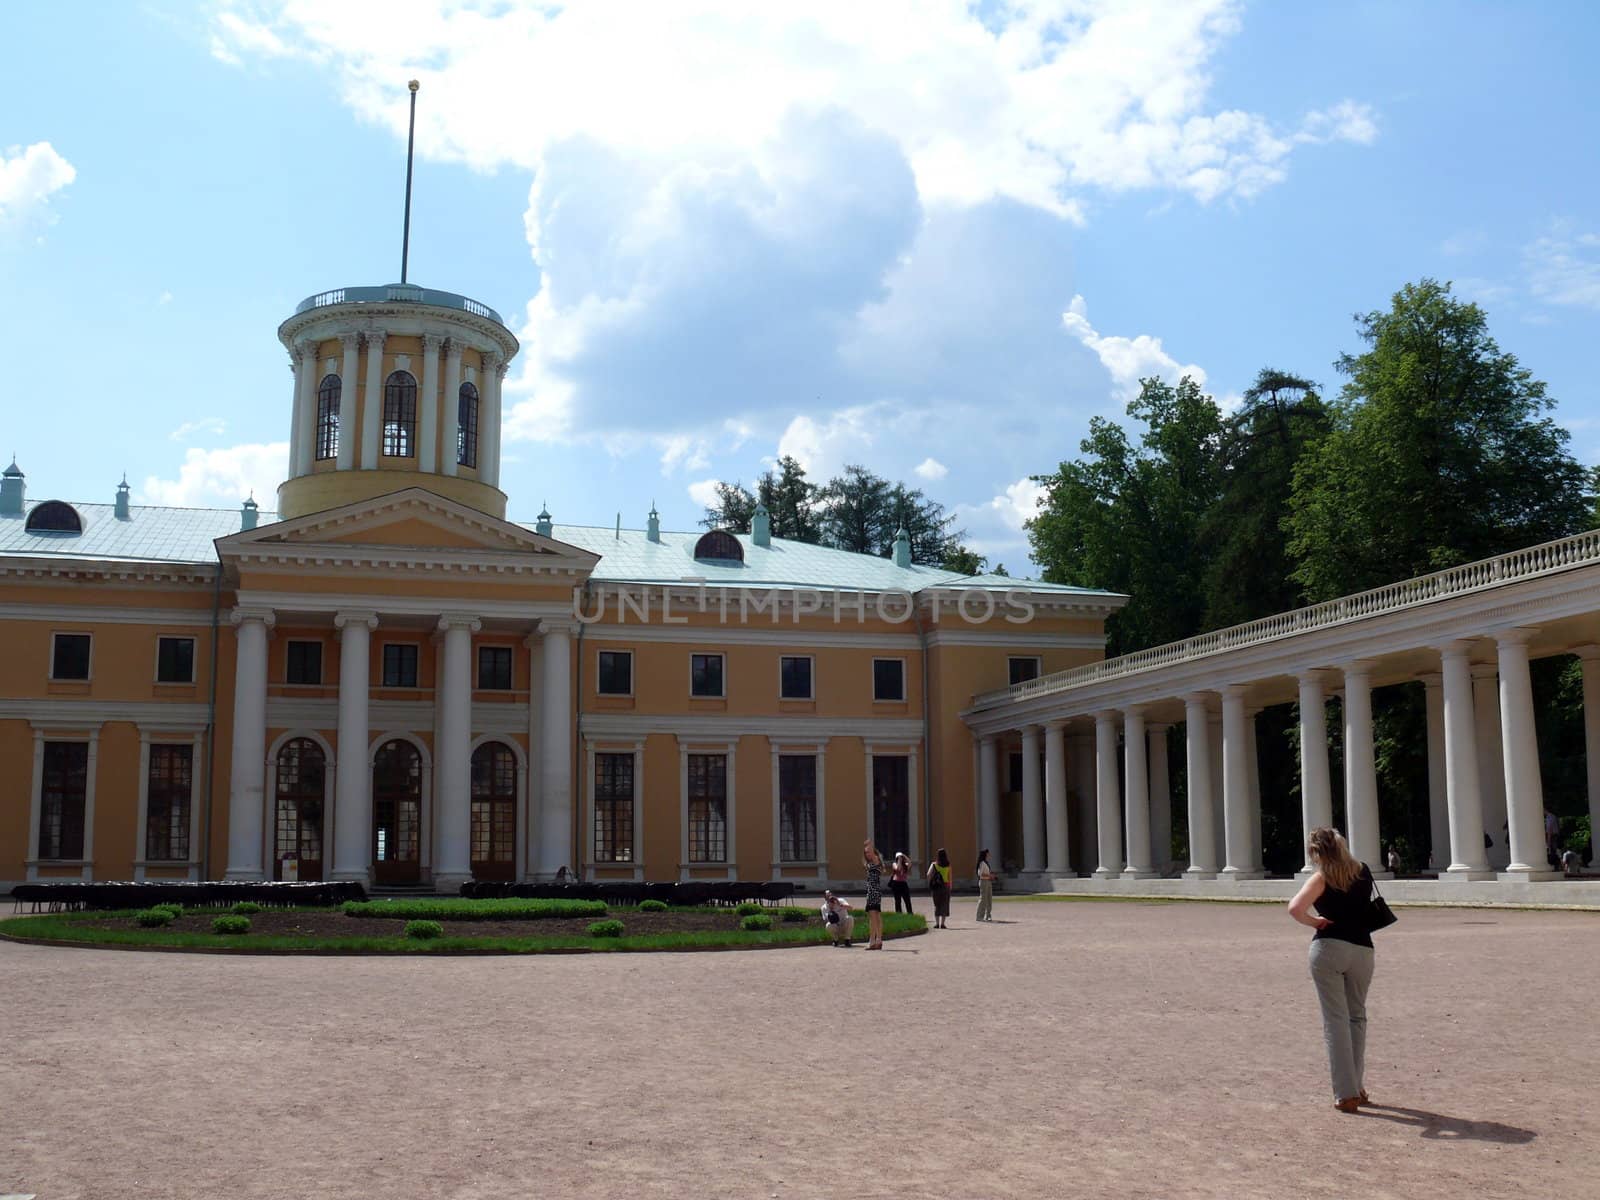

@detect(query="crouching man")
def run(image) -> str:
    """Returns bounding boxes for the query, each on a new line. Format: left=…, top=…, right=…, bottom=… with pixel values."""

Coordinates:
left=821, top=890, right=854, bottom=947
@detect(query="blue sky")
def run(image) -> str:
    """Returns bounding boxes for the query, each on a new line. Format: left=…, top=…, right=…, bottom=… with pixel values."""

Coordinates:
left=3, top=1, right=1597, bottom=573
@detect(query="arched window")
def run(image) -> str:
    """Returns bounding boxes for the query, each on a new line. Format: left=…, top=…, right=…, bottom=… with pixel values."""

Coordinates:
left=382, top=371, right=417, bottom=457
left=25, top=500, right=83, bottom=534
left=470, top=741, right=517, bottom=881
left=373, top=739, right=422, bottom=883
left=692, top=529, right=744, bottom=563
left=315, top=375, right=341, bottom=461
left=457, top=381, right=479, bottom=469
left=274, top=738, right=325, bottom=881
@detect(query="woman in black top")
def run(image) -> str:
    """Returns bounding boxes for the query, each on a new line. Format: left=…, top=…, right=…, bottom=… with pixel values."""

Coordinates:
left=1287, top=827, right=1377, bottom=1113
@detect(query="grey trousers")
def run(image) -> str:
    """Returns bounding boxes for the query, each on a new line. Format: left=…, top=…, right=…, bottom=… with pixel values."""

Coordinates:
left=1309, top=938, right=1376, bottom=1101
left=976, top=879, right=993, bottom=921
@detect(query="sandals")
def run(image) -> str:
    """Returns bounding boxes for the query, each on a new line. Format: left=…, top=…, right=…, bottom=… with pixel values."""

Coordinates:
left=1335, top=1097, right=1361, bottom=1114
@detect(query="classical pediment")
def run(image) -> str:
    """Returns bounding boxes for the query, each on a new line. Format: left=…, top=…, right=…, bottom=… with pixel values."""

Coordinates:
left=216, top=488, right=598, bottom=577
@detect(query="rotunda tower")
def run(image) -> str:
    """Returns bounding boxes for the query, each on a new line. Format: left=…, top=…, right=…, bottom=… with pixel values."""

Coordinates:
left=274, top=283, right=519, bottom=521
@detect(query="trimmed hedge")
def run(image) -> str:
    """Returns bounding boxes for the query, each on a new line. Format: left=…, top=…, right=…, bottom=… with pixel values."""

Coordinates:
left=212, top=916, right=251, bottom=935
left=638, top=899, right=669, bottom=913
left=734, top=901, right=766, bottom=917
left=341, top=898, right=608, bottom=921
left=134, top=908, right=174, bottom=928
left=778, top=906, right=809, bottom=923
left=404, top=920, right=444, bottom=940
left=588, top=919, right=625, bottom=938
left=152, top=903, right=183, bottom=918
left=231, top=901, right=263, bottom=915
left=740, top=914, right=773, bottom=931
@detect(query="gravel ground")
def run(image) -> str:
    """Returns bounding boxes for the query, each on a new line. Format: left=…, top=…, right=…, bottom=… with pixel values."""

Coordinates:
left=2, top=895, right=1594, bottom=1200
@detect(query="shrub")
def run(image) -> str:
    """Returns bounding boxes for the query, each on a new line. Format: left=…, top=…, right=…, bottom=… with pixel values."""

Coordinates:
left=212, top=916, right=251, bottom=935
left=342, top=898, right=607, bottom=921
left=231, top=901, right=263, bottom=915
left=404, top=920, right=444, bottom=940
left=735, top=901, right=765, bottom=916
left=740, top=914, right=773, bottom=932
left=152, top=903, right=183, bottom=918
left=779, top=906, right=809, bottom=923
left=638, top=899, right=669, bottom=913
left=134, top=908, right=174, bottom=928
left=588, top=919, right=625, bottom=938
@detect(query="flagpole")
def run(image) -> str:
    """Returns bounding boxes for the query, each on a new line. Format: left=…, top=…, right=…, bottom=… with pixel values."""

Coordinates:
left=401, top=79, right=419, bottom=283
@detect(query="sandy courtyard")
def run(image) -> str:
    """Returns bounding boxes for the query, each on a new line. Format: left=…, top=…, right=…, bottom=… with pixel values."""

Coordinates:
left=3, top=896, right=1595, bottom=1200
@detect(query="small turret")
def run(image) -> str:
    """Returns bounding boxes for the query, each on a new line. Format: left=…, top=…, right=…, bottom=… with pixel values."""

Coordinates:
left=892, top=525, right=911, bottom=568
left=0, top=459, right=24, bottom=516
left=752, top=502, right=771, bottom=548
left=241, top=495, right=259, bottom=531
left=646, top=503, right=661, bottom=543
left=535, top=503, right=553, bottom=538
left=114, top=476, right=131, bottom=520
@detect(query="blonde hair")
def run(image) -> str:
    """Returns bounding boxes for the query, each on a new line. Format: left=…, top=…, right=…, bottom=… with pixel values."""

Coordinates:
left=1307, top=827, right=1362, bottom=891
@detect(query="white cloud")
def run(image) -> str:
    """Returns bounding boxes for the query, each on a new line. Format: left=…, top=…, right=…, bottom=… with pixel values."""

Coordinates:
left=659, top=434, right=711, bottom=474
left=168, top=417, right=227, bottom=442
left=776, top=408, right=878, bottom=478
left=687, top=477, right=722, bottom=510
left=1525, top=226, right=1600, bottom=311
left=0, top=142, right=76, bottom=234
left=1061, top=293, right=1207, bottom=401
left=914, top=457, right=948, bottom=481
left=1295, top=100, right=1377, bottom=147
left=142, top=443, right=288, bottom=509
left=992, top=476, right=1045, bottom=531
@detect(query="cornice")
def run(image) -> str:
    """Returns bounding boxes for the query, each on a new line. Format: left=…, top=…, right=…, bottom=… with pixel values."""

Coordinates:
left=279, top=303, right=518, bottom=359
left=0, top=699, right=210, bottom=727
left=0, top=602, right=218, bottom=627
left=580, top=713, right=924, bottom=741
left=0, top=558, right=216, bottom=585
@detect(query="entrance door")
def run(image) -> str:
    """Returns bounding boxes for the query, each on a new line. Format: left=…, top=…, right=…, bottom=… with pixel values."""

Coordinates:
left=274, top=738, right=325, bottom=881
left=470, top=741, right=517, bottom=882
left=872, top=755, right=911, bottom=858
left=372, top=739, right=422, bottom=885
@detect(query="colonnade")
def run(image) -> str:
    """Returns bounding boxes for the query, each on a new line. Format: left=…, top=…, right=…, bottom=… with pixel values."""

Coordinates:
left=223, top=607, right=574, bottom=886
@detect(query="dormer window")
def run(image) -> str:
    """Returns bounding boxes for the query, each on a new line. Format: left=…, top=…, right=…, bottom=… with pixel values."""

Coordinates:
left=26, top=500, right=83, bottom=534
left=693, top=529, right=744, bottom=563
left=382, top=371, right=417, bottom=457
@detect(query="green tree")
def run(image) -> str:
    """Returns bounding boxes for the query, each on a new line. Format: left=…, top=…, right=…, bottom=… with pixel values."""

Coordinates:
left=940, top=545, right=987, bottom=575
left=1287, top=279, right=1591, bottom=600
left=1028, top=375, right=1224, bottom=653
left=699, top=481, right=757, bottom=533
left=755, top=455, right=820, bottom=542
left=816, top=464, right=891, bottom=555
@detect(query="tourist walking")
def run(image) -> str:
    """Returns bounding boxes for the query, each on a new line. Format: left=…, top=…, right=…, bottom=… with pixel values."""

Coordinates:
left=975, top=848, right=995, bottom=921
left=1288, top=826, right=1380, bottom=1113
left=889, top=852, right=914, bottom=914
left=863, top=839, right=886, bottom=950
left=927, top=847, right=953, bottom=929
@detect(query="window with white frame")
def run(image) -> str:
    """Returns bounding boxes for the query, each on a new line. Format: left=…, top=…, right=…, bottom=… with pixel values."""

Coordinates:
left=779, top=655, right=813, bottom=700
left=594, top=752, right=635, bottom=863
left=687, top=753, right=727, bottom=862
left=145, top=743, right=192, bottom=861
left=156, top=636, right=196, bottom=684
left=51, top=633, right=91, bottom=681
left=872, top=657, right=906, bottom=702
left=778, top=754, right=817, bottom=862
left=39, top=741, right=88, bottom=859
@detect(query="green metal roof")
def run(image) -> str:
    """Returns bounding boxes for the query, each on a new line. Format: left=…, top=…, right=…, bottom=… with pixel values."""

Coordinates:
left=0, top=501, right=263, bottom=565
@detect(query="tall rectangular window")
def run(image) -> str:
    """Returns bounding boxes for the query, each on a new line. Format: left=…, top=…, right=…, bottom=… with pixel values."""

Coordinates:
left=156, top=636, right=196, bottom=684
left=316, top=375, right=341, bottom=460
left=1008, top=656, right=1042, bottom=685
left=51, top=633, right=91, bottom=681
left=382, top=644, right=419, bottom=688
left=477, top=645, right=513, bottom=690
left=780, top=655, right=813, bottom=700
left=687, top=753, right=727, bottom=862
left=39, top=741, right=88, bottom=859
left=286, top=640, right=323, bottom=685
left=597, top=650, right=633, bottom=696
left=873, top=658, right=906, bottom=702
left=594, top=752, right=635, bottom=863
left=691, top=653, right=725, bottom=698
left=778, top=754, right=817, bottom=862
left=457, top=382, right=480, bottom=468
left=146, top=743, right=192, bottom=861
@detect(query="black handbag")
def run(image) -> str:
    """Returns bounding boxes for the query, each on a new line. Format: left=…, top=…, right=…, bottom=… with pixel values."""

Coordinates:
left=1367, top=879, right=1398, bottom=932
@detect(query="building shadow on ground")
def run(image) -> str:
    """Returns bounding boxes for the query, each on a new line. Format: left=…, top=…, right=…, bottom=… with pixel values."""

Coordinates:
left=1359, top=1105, right=1536, bottom=1144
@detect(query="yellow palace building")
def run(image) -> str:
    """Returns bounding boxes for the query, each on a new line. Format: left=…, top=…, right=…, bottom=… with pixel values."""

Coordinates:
left=0, top=279, right=1124, bottom=893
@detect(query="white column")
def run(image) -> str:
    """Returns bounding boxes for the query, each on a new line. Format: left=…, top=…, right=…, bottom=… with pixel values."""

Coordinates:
left=1220, top=685, right=1261, bottom=878
left=1093, top=710, right=1122, bottom=878
left=523, top=633, right=543, bottom=881
left=1472, top=662, right=1509, bottom=867
left=480, top=351, right=504, bottom=489
left=1439, top=641, right=1492, bottom=877
left=1123, top=706, right=1155, bottom=878
left=978, top=735, right=1001, bottom=858
left=330, top=610, right=377, bottom=884
left=441, top=340, right=463, bottom=478
left=1581, top=647, right=1600, bottom=874
left=1147, top=723, right=1171, bottom=872
left=1343, top=661, right=1385, bottom=876
left=432, top=614, right=481, bottom=890
left=418, top=334, right=443, bottom=474
left=537, top=618, right=575, bottom=878
left=1496, top=629, right=1555, bottom=878
left=224, top=607, right=273, bottom=880
left=337, top=332, right=361, bottom=470
left=1184, top=695, right=1218, bottom=877
left=1020, top=724, right=1044, bottom=873
left=1070, top=728, right=1096, bottom=875
left=1420, top=672, right=1449, bottom=872
left=288, top=344, right=312, bottom=479
left=360, top=331, right=385, bottom=469
left=1044, top=721, right=1070, bottom=875
left=1297, top=672, right=1333, bottom=873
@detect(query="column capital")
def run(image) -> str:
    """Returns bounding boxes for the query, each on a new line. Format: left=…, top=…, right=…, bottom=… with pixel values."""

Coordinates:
left=443, top=338, right=464, bottom=361
left=495, top=361, right=510, bottom=381
left=1122, top=703, right=1147, bottom=721
left=978, top=732, right=998, bottom=746
left=339, top=330, right=362, bottom=351
left=481, top=348, right=504, bottom=372
left=1181, top=691, right=1214, bottom=707
left=1045, top=718, right=1070, bottom=732
left=229, top=605, right=275, bottom=629
left=1491, top=625, right=1538, bottom=647
left=1219, top=683, right=1249, bottom=700
left=364, top=329, right=386, bottom=350
left=436, top=613, right=483, bottom=634
left=1338, top=658, right=1376, bottom=680
left=333, top=609, right=379, bottom=631
left=295, top=339, right=320, bottom=362
left=537, top=616, right=579, bottom=637
left=1021, top=723, right=1044, bottom=737
left=1093, top=708, right=1119, bottom=722
left=1436, top=638, right=1476, bottom=660
left=1296, top=668, right=1332, bottom=688
left=421, top=332, right=446, bottom=355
